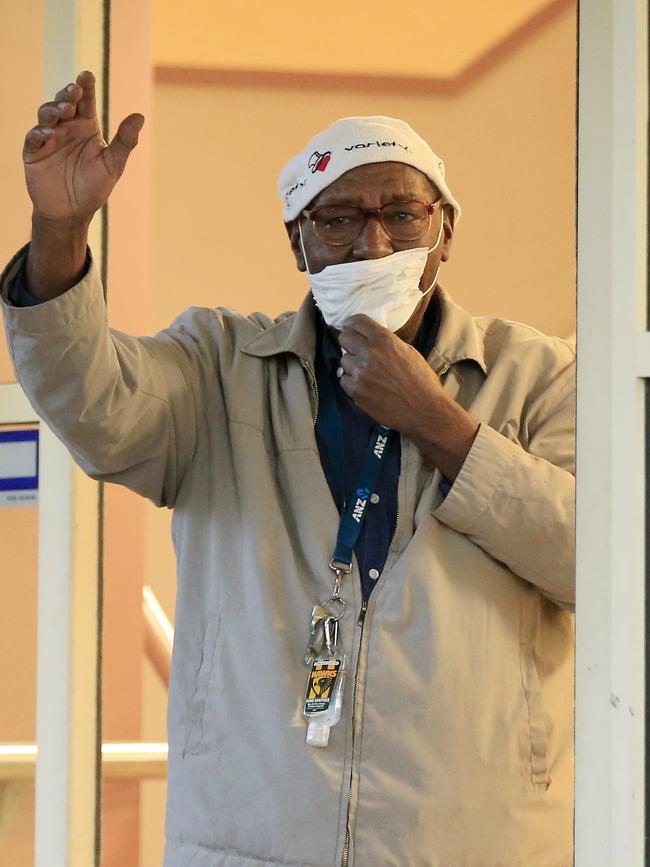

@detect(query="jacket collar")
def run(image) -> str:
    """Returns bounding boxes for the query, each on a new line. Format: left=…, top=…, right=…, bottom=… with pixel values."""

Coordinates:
left=240, top=285, right=487, bottom=376
left=432, top=286, right=487, bottom=375
left=240, top=291, right=318, bottom=362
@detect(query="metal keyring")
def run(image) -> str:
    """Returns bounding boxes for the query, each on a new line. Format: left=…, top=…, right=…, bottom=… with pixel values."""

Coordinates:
left=318, top=595, right=347, bottom=622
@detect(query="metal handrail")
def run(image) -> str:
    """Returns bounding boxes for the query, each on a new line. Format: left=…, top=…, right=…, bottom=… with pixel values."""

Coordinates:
left=0, top=742, right=168, bottom=781
left=0, top=588, right=173, bottom=783
left=143, top=584, right=173, bottom=687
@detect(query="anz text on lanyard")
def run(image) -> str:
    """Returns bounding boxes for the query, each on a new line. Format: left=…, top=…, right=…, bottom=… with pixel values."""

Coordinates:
left=302, top=355, right=393, bottom=746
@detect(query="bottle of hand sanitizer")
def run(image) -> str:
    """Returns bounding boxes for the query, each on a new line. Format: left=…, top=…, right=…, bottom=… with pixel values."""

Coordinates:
left=304, top=655, right=346, bottom=748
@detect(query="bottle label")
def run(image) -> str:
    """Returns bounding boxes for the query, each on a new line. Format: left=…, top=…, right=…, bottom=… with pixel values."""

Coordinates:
left=304, top=659, right=341, bottom=715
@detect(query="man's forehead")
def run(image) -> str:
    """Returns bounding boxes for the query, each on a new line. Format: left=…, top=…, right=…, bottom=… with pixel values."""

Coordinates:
left=310, top=163, right=436, bottom=207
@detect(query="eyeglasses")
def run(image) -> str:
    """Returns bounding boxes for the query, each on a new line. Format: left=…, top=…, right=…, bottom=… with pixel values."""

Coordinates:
left=302, top=198, right=441, bottom=246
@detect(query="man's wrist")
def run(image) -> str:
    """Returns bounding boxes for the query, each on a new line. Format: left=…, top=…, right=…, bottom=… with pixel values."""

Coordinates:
left=408, top=397, right=480, bottom=481
left=26, top=213, right=92, bottom=300
left=8, top=243, right=92, bottom=307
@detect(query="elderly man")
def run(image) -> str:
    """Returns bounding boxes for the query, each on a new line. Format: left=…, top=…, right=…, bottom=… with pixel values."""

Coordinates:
left=2, top=71, right=575, bottom=867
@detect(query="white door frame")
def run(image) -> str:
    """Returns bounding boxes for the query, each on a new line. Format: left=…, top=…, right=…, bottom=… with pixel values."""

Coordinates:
left=575, top=0, right=648, bottom=865
left=33, top=2, right=106, bottom=865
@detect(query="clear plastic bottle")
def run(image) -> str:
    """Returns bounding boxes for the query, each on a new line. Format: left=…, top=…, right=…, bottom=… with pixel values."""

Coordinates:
left=304, top=655, right=346, bottom=748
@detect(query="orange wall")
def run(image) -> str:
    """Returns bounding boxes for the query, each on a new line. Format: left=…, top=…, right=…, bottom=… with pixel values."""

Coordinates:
left=153, top=0, right=559, bottom=79
left=150, top=4, right=576, bottom=336
left=0, top=506, right=38, bottom=863
left=102, top=0, right=154, bottom=864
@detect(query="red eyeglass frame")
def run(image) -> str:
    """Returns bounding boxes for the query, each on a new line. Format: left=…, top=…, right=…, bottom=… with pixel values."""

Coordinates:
left=301, top=198, right=442, bottom=245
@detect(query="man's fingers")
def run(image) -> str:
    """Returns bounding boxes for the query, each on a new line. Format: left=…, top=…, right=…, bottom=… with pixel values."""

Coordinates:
left=338, top=327, right=368, bottom=356
left=105, top=113, right=145, bottom=175
left=343, top=314, right=389, bottom=339
left=116, top=113, right=145, bottom=148
left=339, top=314, right=393, bottom=355
left=54, top=82, right=82, bottom=103
left=339, top=353, right=358, bottom=379
left=37, top=101, right=75, bottom=128
left=338, top=368, right=358, bottom=397
left=23, top=127, right=56, bottom=158
left=75, top=70, right=97, bottom=119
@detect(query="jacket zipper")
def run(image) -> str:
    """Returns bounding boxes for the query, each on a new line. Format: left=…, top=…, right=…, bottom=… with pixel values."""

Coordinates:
left=341, top=600, right=367, bottom=867
left=340, top=504, right=400, bottom=867
left=385, top=507, right=401, bottom=571
left=301, top=358, right=319, bottom=425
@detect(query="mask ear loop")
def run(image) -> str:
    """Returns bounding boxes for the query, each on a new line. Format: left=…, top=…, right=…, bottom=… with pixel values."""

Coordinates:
left=420, top=207, right=446, bottom=297
left=428, top=208, right=445, bottom=254
left=297, top=219, right=313, bottom=275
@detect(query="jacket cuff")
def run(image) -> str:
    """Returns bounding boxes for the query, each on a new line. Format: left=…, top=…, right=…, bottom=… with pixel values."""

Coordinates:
left=1, top=243, right=94, bottom=310
left=1, top=249, right=103, bottom=336
left=432, top=422, right=520, bottom=533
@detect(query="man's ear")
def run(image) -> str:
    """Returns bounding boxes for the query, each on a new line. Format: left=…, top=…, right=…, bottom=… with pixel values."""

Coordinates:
left=440, top=205, right=456, bottom=263
left=286, top=220, right=307, bottom=272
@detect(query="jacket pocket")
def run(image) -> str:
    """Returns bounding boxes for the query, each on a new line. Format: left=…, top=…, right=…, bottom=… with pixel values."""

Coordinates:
left=183, top=614, right=221, bottom=757
left=519, top=596, right=551, bottom=789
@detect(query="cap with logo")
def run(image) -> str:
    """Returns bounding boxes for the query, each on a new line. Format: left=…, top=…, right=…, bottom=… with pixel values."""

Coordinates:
left=278, top=116, right=461, bottom=223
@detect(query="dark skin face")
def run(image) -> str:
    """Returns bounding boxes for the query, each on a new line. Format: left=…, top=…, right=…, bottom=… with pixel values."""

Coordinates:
left=287, top=162, right=456, bottom=345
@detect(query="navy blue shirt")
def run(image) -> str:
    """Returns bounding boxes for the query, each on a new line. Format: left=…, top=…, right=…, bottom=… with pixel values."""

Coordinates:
left=314, top=302, right=441, bottom=601
left=6, top=249, right=47, bottom=307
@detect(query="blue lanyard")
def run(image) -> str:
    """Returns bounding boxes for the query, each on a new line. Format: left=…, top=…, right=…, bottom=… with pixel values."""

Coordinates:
left=316, top=353, right=393, bottom=572
left=331, top=423, right=392, bottom=570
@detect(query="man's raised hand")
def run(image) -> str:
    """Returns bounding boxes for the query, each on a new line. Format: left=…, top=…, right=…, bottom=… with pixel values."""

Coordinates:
left=23, top=70, right=144, bottom=224
left=22, top=70, right=144, bottom=300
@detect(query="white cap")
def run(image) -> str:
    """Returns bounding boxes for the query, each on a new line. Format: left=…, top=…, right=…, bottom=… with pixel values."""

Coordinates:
left=306, top=720, right=331, bottom=748
left=278, top=116, right=461, bottom=223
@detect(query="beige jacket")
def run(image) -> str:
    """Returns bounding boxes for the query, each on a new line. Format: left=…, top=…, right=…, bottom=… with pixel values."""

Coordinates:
left=2, top=249, right=575, bottom=867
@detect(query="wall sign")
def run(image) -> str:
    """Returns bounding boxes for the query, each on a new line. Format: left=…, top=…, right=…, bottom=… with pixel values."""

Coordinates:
left=0, top=429, right=39, bottom=507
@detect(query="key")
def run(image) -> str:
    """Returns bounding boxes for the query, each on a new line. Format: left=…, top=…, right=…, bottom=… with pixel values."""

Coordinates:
left=305, top=621, right=326, bottom=665
left=304, top=604, right=329, bottom=665
left=324, top=617, right=339, bottom=657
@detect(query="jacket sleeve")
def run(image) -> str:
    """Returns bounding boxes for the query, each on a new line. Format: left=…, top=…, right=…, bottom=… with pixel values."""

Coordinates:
left=432, top=358, right=575, bottom=610
left=1, top=250, right=222, bottom=508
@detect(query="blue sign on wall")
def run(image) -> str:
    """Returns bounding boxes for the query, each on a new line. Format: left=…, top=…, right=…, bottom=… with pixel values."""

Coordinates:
left=0, top=429, right=39, bottom=507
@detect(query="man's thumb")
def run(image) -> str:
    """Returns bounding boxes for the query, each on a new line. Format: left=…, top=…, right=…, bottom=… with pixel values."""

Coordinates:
left=107, top=113, right=145, bottom=173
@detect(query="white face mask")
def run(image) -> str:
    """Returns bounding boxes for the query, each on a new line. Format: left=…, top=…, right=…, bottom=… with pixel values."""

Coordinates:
left=299, top=216, right=444, bottom=333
